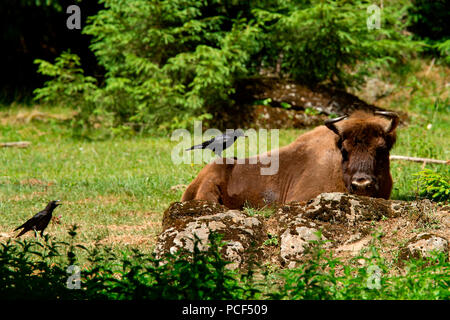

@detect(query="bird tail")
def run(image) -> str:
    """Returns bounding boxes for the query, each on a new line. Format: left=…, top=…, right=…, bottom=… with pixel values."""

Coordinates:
left=185, top=144, right=203, bottom=151
left=15, top=228, right=27, bottom=238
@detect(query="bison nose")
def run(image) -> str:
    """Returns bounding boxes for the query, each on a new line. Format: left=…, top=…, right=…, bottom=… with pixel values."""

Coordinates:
left=351, top=176, right=373, bottom=189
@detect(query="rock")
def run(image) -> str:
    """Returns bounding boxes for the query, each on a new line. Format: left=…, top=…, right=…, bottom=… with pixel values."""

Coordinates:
left=353, top=78, right=394, bottom=104
left=154, top=193, right=449, bottom=270
left=336, top=237, right=371, bottom=256
left=162, top=200, right=227, bottom=229
left=345, top=232, right=363, bottom=244
left=400, top=233, right=449, bottom=261
left=303, top=192, right=394, bottom=225
left=280, top=225, right=323, bottom=267
left=155, top=209, right=265, bottom=269
left=441, top=214, right=450, bottom=228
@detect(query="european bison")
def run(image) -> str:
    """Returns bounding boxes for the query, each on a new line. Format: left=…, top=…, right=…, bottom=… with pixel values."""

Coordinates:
left=182, top=111, right=399, bottom=209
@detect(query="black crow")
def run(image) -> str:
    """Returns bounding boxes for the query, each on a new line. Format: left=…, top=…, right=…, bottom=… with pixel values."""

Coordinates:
left=14, top=200, right=62, bottom=238
left=185, top=129, right=247, bottom=157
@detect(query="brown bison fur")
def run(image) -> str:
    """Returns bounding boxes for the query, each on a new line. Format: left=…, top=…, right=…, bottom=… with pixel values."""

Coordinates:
left=182, top=111, right=398, bottom=209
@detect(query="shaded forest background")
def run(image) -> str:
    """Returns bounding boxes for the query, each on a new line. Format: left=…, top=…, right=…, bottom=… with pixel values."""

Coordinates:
left=1, top=0, right=449, bottom=133
left=1, top=0, right=102, bottom=103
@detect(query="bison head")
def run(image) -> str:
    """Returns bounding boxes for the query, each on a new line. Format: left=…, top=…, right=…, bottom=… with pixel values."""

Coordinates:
left=325, top=111, right=399, bottom=198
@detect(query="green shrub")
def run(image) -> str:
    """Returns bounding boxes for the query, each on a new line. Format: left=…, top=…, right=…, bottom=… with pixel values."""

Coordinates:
left=271, top=232, right=450, bottom=300
left=34, top=0, right=419, bottom=133
left=0, top=228, right=259, bottom=300
left=34, top=52, right=103, bottom=135
left=414, top=169, right=450, bottom=203
left=254, top=0, right=418, bottom=88
left=243, top=204, right=275, bottom=218
left=82, top=232, right=260, bottom=300
left=434, top=39, right=450, bottom=64
left=0, top=228, right=448, bottom=300
left=0, top=233, right=84, bottom=299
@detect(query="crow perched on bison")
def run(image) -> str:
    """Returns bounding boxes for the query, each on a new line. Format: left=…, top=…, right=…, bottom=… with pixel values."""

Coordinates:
left=185, top=129, right=247, bottom=157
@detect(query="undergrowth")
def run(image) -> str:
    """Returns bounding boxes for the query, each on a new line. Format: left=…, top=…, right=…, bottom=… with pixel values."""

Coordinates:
left=1, top=228, right=448, bottom=300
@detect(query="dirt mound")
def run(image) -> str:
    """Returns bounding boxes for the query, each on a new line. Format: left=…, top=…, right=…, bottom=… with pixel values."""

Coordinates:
left=155, top=193, right=449, bottom=269
left=237, top=78, right=382, bottom=115
left=213, top=77, right=408, bottom=129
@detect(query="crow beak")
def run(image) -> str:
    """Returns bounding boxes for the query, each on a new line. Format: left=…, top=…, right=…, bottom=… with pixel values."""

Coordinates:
left=55, top=200, right=62, bottom=206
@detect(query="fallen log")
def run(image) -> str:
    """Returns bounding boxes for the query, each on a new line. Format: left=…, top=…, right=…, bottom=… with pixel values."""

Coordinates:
left=0, top=141, right=31, bottom=148
left=390, top=155, right=448, bottom=165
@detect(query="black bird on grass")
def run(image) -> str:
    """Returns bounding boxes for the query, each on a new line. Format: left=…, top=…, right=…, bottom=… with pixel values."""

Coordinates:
left=185, top=129, right=247, bottom=157
left=14, top=200, right=62, bottom=238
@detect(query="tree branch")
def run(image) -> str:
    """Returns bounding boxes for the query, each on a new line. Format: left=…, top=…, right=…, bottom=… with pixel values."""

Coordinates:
left=390, top=155, right=448, bottom=165
left=0, top=141, right=31, bottom=148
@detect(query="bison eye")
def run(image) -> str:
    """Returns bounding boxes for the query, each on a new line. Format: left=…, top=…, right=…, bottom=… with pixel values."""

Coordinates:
left=341, top=148, right=349, bottom=161
left=376, top=145, right=387, bottom=154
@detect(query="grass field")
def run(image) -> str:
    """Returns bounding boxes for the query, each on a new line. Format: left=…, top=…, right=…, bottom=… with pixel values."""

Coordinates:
left=0, top=59, right=448, bottom=260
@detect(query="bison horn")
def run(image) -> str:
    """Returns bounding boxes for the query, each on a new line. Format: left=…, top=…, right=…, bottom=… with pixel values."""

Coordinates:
left=374, top=111, right=399, bottom=133
left=324, top=115, right=348, bottom=136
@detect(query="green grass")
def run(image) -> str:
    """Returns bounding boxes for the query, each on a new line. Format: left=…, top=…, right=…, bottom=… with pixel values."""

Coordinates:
left=386, top=68, right=449, bottom=200
left=243, top=205, right=277, bottom=219
left=1, top=89, right=448, bottom=253
left=0, top=106, right=303, bottom=254
left=0, top=107, right=192, bottom=252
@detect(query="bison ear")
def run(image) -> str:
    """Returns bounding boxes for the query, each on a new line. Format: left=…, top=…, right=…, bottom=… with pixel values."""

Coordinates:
left=324, top=115, right=348, bottom=136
